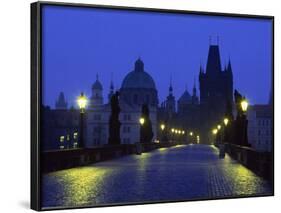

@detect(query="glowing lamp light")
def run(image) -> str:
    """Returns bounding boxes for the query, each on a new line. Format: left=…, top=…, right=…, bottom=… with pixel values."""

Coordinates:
left=171, top=128, right=175, bottom=133
left=241, top=99, right=249, bottom=112
left=139, top=117, right=145, bottom=125
left=212, top=129, right=218, bottom=135
left=217, top=125, right=221, bottom=130
left=189, top=132, right=193, bottom=136
left=77, top=93, right=87, bottom=112
left=160, top=124, right=165, bottom=131
left=223, top=118, right=229, bottom=126
left=182, top=131, right=185, bottom=135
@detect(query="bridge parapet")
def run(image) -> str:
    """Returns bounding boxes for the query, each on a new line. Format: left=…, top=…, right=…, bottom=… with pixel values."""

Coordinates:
left=42, top=142, right=177, bottom=173
left=225, top=143, right=273, bottom=181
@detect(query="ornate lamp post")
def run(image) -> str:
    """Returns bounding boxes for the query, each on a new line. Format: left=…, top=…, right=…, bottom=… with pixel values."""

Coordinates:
left=139, top=117, right=145, bottom=143
left=77, top=92, right=87, bottom=148
left=160, top=123, right=165, bottom=143
left=241, top=99, right=249, bottom=146
left=212, top=128, right=218, bottom=144
left=223, top=117, right=229, bottom=143
left=189, top=131, right=193, bottom=144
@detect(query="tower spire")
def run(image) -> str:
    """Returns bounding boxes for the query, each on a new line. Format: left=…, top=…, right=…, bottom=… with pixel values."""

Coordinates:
left=193, top=77, right=197, bottom=96
left=108, top=73, right=114, bottom=102
left=169, top=75, right=173, bottom=95
left=206, top=44, right=222, bottom=74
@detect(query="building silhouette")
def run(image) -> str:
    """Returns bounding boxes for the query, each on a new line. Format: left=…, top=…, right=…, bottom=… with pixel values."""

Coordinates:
left=199, top=44, right=233, bottom=142
left=43, top=43, right=238, bottom=149
left=159, top=44, right=233, bottom=143
left=55, top=92, right=68, bottom=109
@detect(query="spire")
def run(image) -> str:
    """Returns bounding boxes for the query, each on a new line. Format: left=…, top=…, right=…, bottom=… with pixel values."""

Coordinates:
left=206, top=44, right=222, bottom=74
left=169, top=75, right=173, bottom=94
left=55, top=92, right=68, bottom=109
left=134, top=57, right=144, bottom=72
left=110, top=72, right=114, bottom=91
left=108, top=77, right=114, bottom=102
left=193, top=77, right=197, bottom=96
left=227, top=59, right=232, bottom=73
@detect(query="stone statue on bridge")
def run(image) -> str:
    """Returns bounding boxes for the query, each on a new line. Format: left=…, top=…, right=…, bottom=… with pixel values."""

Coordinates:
left=233, top=89, right=249, bottom=147
left=108, top=91, right=121, bottom=145
left=140, top=104, right=154, bottom=143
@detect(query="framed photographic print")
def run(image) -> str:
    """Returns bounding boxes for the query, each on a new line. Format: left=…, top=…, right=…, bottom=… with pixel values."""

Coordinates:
left=31, top=1, right=274, bottom=211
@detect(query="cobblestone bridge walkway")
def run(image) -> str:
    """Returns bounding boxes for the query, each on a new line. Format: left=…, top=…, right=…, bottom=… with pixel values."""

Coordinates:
left=42, top=144, right=272, bottom=208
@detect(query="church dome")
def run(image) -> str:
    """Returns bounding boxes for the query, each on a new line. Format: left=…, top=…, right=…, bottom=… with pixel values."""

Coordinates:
left=121, top=58, right=156, bottom=89
left=92, top=74, right=103, bottom=90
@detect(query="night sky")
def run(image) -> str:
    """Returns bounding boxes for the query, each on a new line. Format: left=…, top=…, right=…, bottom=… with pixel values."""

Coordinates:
left=42, top=5, right=272, bottom=108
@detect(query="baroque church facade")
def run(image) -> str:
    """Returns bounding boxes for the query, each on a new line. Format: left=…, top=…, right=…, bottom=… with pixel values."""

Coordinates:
left=85, top=58, right=158, bottom=147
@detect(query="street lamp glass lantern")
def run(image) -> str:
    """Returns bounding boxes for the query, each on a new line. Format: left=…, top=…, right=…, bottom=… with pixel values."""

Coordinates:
left=189, top=132, right=193, bottom=136
left=160, top=124, right=165, bottom=131
left=217, top=125, right=221, bottom=130
left=241, top=99, right=249, bottom=112
left=223, top=118, right=229, bottom=126
left=77, top=93, right=87, bottom=111
left=139, top=117, right=145, bottom=125
left=212, top=129, right=218, bottom=135
left=171, top=128, right=175, bottom=133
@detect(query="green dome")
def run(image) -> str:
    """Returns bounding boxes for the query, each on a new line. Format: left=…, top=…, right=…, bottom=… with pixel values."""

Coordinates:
left=121, top=59, right=156, bottom=89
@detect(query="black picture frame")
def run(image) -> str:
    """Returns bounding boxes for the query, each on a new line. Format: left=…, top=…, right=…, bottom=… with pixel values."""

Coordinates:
left=31, top=1, right=274, bottom=211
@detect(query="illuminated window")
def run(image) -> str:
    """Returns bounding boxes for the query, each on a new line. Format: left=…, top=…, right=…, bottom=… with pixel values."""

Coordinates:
left=73, top=132, right=78, bottom=139
left=66, top=134, right=70, bottom=141
left=73, top=142, right=78, bottom=148
left=60, top=136, right=64, bottom=143
left=60, top=145, right=64, bottom=149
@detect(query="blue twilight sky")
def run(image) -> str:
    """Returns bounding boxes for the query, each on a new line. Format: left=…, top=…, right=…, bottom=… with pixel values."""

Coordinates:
left=42, top=5, right=273, bottom=108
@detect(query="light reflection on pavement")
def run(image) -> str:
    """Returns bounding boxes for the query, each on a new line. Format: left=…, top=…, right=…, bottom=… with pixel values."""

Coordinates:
left=42, top=144, right=272, bottom=208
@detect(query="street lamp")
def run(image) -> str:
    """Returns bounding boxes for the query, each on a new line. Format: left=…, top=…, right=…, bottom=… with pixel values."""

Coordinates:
left=241, top=99, right=249, bottom=113
left=77, top=92, right=87, bottom=148
left=160, top=124, right=165, bottom=131
left=212, top=128, right=218, bottom=135
left=240, top=99, right=249, bottom=146
left=217, top=125, right=221, bottom=130
left=139, top=117, right=145, bottom=125
left=189, top=132, right=193, bottom=136
left=223, top=118, right=229, bottom=126
left=171, top=128, right=175, bottom=133
left=77, top=92, right=87, bottom=113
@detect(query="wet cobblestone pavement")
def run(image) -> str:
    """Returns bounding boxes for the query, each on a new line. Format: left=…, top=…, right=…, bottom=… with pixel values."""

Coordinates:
left=42, top=144, right=272, bottom=208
